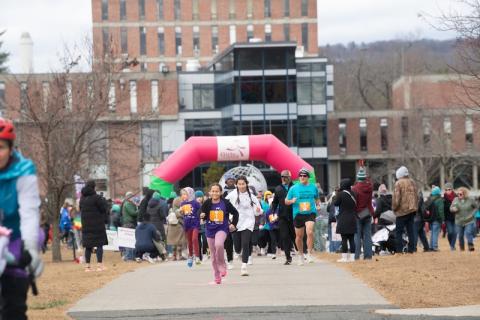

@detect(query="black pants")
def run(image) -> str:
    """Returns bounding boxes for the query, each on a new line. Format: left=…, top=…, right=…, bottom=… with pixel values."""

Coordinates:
left=1, top=275, right=29, bottom=320
left=269, top=229, right=279, bottom=254
left=341, top=234, right=355, bottom=253
left=225, top=233, right=234, bottom=262
left=85, top=246, right=104, bottom=264
left=238, top=230, right=253, bottom=263
left=278, top=218, right=296, bottom=261
left=198, top=232, right=208, bottom=260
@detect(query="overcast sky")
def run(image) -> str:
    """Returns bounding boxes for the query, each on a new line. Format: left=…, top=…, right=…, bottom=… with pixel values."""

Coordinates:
left=0, top=0, right=462, bottom=73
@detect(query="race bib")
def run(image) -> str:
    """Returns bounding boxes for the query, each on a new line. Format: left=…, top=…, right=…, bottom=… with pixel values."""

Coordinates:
left=181, top=204, right=193, bottom=215
left=269, top=214, right=278, bottom=223
left=299, top=202, right=311, bottom=212
left=209, top=210, right=224, bottom=224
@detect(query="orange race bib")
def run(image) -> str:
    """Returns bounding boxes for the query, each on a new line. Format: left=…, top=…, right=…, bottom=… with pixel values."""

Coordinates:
left=181, top=204, right=193, bottom=215
left=209, top=210, right=224, bottom=223
left=269, top=214, right=278, bottom=223
left=299, top=202, right=311, bottom=212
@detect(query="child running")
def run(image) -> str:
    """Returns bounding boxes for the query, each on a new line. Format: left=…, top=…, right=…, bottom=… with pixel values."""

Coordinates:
left=200, top=183, right=239, bottom=284
left=180, top=187, right=201, bottom=267
left=226, top=176, right=263, bottom=276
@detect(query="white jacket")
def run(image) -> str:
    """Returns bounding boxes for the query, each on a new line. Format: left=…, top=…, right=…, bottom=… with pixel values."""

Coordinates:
left=226, top=190, right=262, bottom=232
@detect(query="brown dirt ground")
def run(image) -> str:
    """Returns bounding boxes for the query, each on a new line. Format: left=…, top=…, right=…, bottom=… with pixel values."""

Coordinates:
left=27, top=247, right=148, bottom=320
left=316, top=236, right=480, bottom=308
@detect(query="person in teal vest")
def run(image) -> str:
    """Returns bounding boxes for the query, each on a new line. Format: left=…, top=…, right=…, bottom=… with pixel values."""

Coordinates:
left=0, top=118, right=43, bottom=319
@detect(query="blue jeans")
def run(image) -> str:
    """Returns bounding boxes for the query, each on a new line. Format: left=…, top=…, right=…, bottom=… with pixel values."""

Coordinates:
left=455, top=222, right=475, bottom=250
left=395, top=213, right=415, bottom=253
left=328, top=223, right=341, bottom=253
left=413, top=220, right=429, bottom=251
left=445, top=220, right=457, bottom=250
left=355, top=217, right=373, bottom=259
left=429, top=221, right=441, bottom=250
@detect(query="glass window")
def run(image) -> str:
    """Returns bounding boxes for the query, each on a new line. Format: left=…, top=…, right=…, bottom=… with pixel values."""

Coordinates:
left=238, top=77, right=263, bottom=104
left=151, top=80, right=159, bottom=111
left=175, top=27, right=182, bottom=55
left=237, top=48, right=262, bottom=70
left=41, top=82, right=49, bottom=111
left=212, top=26, right=219, bottom=52
left=129, top=80, right=137, bottom=113
left=193, top=84, right=214, bottom=110
left=313, top=120, right=327, bottom=147
left=157, top=27, right=165, bottom=55
left=270, top=120, right=289, bottom=145
left=0, top=82, right=5, bottom=111
left=229, top=0, right=235, bottom=19
left=176, top=62, right=182, bottom=71
left=423, top=117, right=430, bottom=146
left=141, top=122, right=162, bottom=160
left=401, top=116, right=408, bottom=150
left=302, top=23, right=308, bottom=51
left=185, top=119, right=221, bottom=138
left=287, top=75, right=296, bottom=102
left=247, top=24, right=254, bottom=41
left=466, top=116, right=473, bottom=147
left=102, top=27, right=110, bottom=54
left=192, top=0, right=199, bottom=19
left=89, top=124, right=108, bottom=164
left=301, top=0, right=308, bottom=16
left=264, top=0, right=271, bottom=18
left=312, top=78, right=325, bottom=104
left=339, top=119, right=346, bottom=149
left=193, top=26, right=200, bottom=53
left=211, top=0, right=217, bottom=19
left=380, top=118, right=388, bottom=151
left=101, top=0, right=108, bottom=20
left=20, top=82, right=27, bottom=111
left=284, top=24, right=290, bottom=41
left=265, top=77, right=287, bottom=103
left=120, top=0, right=127, bottom=20
left=247, top=0, right=253, bottom=18
left=444, top=117, right=452, bottom=135
left=139, top=27, right=146, bottom=55
left=157, top=0, right=164, bottom=19
left=359, top=118, right=367, bottom=151
left=174, top=0, right=181, bottom=19
left=108, top=82, right=116, bottom=111
left=121, top=27, right=128, bottom=54
left=264, top=48, right=286, bottom=69
left=284, top=0, right=290, bottom=16
left=229, top=25, right=236, bottom=45
left=65, top=81, right=72, bottom=111
left=297, top=79, right=311, bottom=105
left=139, top=0, right=145, bottom=19
left=265, top=24, right=272, bottom=42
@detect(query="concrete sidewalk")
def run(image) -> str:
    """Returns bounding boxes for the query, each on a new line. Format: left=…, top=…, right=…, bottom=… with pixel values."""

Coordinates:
left=69, top=255, right=389, bottom=315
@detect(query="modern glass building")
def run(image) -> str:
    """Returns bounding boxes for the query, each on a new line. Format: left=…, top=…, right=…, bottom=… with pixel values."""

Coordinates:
left=173, top=41, right=333, bottom=191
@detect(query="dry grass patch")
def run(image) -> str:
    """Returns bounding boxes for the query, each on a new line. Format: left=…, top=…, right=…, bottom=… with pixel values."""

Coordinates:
left=27, top=247, right=148, bottom=320
left=317, top=237, right=480, bottom=308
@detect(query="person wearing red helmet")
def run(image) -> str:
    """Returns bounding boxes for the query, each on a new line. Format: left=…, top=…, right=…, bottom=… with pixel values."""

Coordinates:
left=0, top=118, right=43, bottom=319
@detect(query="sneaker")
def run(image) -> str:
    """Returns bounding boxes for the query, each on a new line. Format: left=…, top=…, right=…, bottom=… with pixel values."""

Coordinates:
left=215, top=277, right=222, bottom=284
left=271, top=255, right=277, bottom=260
left=284, top=259, right=292, bottom=265
left=135, top=258, right=142, bottom=263
left=247, top=256, right=253, bottom=265
left=202, top=255, right=209, bottom=262
left=146, top=256, right=156, bottom=264
left=187, top=257, right=193, bottom=268
left=195, top=257, right=201, bottom=265
left=227, top=262, right=234, bottom=270
left=240, top=263, right=249, bottom=276
left=306, top=254, right=314, bottom=264
left=260, top=248, right=266, bottom=256
left=234, top=253, right=240, bottom=260
left=297, top=255, right=304, bottom=266
left=221, top=270, right=227, bottom=278
left=337, top=253, right=349, bottom=263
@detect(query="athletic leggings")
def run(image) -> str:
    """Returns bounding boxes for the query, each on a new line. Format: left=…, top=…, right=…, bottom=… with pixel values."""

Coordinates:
left=198, top=232, right=208, bottom=259
left=269, top=229, right=279, bottom=254
left=341, top=234, right=355, bottom=254
left=185, top=228, right=200, bottom=258
left=207, top=231, right=227, bottom=281
left=85, top=246, right=103, bottom=264
left=238, top=230, right=253, bottom=263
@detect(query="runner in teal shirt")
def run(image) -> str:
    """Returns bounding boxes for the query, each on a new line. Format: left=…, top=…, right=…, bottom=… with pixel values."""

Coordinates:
left=287, top=183, right=319, bottom=219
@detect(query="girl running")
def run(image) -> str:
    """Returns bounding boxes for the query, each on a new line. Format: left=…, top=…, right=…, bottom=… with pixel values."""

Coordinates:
left=180, top=187, right=201, bottom=267
left=226, top=176, right=263, bottom=276
left=200, top=183, right=238, bottom=284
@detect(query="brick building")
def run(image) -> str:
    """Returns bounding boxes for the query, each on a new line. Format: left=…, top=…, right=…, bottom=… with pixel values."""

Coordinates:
left=92, top=0, right=318, bottom=71
left=327, top=74, right=480, bottom=193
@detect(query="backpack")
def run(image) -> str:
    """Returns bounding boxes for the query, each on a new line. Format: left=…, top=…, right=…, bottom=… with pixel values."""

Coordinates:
left=167, top=208, right=179, bottom=225
left=422, top=198, right=438, bottom=222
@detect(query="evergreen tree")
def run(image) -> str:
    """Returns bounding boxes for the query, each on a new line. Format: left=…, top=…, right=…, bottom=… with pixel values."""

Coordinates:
left=0, top=30, right=9, bottom=73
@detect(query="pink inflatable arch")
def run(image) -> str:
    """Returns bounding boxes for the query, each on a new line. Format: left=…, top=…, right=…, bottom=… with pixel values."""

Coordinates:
left=150, top=134, right=314, bottom=196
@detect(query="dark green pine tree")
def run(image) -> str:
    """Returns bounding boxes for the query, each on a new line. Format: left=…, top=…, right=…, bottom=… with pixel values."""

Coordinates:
left=0, top=30, right=9, bottom=73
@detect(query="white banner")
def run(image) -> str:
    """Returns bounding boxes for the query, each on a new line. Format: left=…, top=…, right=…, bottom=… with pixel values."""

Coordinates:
left=103, top=230, right=120, bottom=251
left=117, top=227, right=136, bottom=249
left=217, top=136, right=250, bottom=161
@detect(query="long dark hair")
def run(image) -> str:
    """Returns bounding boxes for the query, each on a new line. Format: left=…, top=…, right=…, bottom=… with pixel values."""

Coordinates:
left=236, top=176, right=254, bottom=207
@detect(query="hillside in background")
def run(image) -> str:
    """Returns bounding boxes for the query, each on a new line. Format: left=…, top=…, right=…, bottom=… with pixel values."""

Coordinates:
left=320, top=39, right=458, bottom=110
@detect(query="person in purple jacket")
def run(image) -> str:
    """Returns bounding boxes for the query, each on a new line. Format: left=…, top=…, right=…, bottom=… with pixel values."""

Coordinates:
left=200, top=183, right=239, bottom=285
left=180, top=187, right=201, bottom=267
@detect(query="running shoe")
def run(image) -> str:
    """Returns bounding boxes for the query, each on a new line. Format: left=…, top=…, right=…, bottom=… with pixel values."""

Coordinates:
left=221, top=270, right=227, bottom=278
left=284, top=259, right=292, bottom=265
left=306, top=254, right=314, bottom=264
left=135, top=258, right=142, bottom=263
left=146, top=256, right=156, bottom=264
left=247, top=256, right=253, bottom=265
left=187, top=257, right=193, bottom=268
left=215, top=277, right=222, bottom=284
left=297, top=255, right=304, bottom=266
left=227, top=262, right=234, bottom=270
left=240, top=263, right=249, bottom=276
left=195, top=257, right=201, bottom=265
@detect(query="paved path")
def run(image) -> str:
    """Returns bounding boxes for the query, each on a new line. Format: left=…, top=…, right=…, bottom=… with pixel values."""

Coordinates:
left=69, top=255, right=389, bottom=318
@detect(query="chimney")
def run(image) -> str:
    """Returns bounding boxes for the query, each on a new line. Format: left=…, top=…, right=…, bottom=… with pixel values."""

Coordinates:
left=19, top=32, right=33, bottom=74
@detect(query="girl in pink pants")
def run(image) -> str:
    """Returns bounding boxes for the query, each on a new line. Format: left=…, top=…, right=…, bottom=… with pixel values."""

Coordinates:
left=200, top=183, right=239, bottom=284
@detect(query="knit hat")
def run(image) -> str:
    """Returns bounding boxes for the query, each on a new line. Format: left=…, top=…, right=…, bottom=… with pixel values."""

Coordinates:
left=357, top=167, right=367, bottom=181
left=195, top=190, right=204, bottom=198
left=378, top=184, right=388, bottom=195
left=444, top=182, right=453, bottom=190
left=125, top=191, right=134, bottom=199
left=152, top=192, right=161, bottom=200
left=298, top=168, right=310, bottom=177
left=169, top=191, right=177, bottom=199
left=431, top=186, right=441, bottom=196
left=111, top=204, right=121, bottom=213
left=395, top=166, right=409, bottom=179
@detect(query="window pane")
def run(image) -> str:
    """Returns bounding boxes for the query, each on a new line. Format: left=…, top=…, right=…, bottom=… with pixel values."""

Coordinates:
left=102, top=0, right=108, bottom=20
left=284, top=24, right=290, bottom=41
left=120, top=0, right=126, bottom=20
left=174, top=0, right=181, bottom=19
left=239, top=77, right=263, bottom=104
left=175, top=27, right=182, bottom=55
left=237, top=48, right=262, bottom=70
left=264, top=0, right=271, bottom=17
left=212, top=26, right=219, bottom=51
left=139, top=0, right=145, bottom=19
left=121, top=27, right=128, bottom=54
left=158, top=27, right=165, bottom=54
left=313, top=122, right=327, bottom=147
left=301, top=0, right=308, bottom=16
left=297, top=79, right=311, bottom=105
left=265, top=79, right=286, bottom=103
left=312, top=78, right=325, bottom=104
left=139, top=27, right=146, bottom=55
left=157, top=0, right=164, bottom=19
left=360, top=118, right=367, bottom=151
left=284, top=0, right=290, bottom=16
left=264, top=48, right=286, bottom=69
left=302, top=23, right=308, bottom=51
